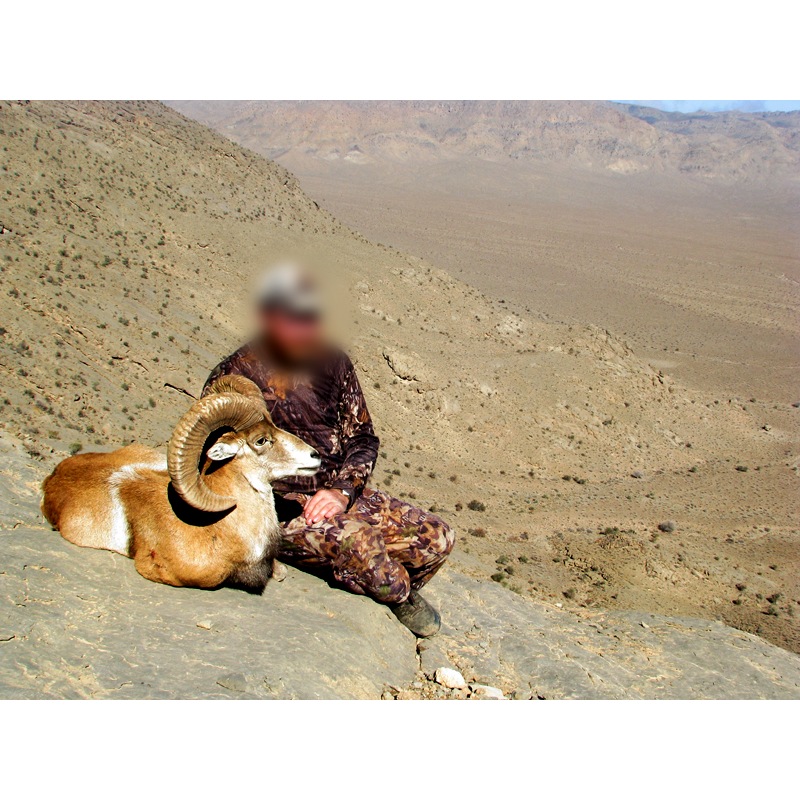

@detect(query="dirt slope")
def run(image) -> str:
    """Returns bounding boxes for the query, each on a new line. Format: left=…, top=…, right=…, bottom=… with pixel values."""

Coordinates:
left=1, top=100, right=798, bottom=657
left=170, top=100, right=800, bottom=402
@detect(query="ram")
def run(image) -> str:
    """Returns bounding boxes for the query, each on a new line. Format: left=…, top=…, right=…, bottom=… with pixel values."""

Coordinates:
left=41, top=376, right=320, bottom=591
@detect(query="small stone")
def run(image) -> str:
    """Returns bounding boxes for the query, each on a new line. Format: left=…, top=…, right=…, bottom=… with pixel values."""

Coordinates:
left=555, top=602, right=563, bottom=608
left=471, top=684, right=506, bottom=700
left=434, top=667, right=466, bottom=689
left=631, top=470, right=644, bottom=479
left=216, top=672, right=247, bottom=693
left=658, top=521, right=676, bottom=533
left=196, top=620, right=212, bottom=630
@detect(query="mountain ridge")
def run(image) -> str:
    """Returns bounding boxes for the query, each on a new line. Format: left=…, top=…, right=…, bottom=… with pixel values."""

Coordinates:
left=167, top=100, right=800, bottom=182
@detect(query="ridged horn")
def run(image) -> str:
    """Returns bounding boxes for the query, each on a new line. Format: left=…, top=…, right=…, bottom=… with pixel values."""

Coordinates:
left=167, top=393, right=265, bottom=512
left=205, top=375, right=267, bottom=409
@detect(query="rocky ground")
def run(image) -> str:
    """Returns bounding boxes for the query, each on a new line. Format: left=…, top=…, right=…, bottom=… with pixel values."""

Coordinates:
left=2, top=434, right=798, bottom=699
left=0, top=100, right=798, bottom=696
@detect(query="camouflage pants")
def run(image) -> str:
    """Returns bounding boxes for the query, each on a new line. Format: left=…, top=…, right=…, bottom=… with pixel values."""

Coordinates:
left=278, top=488, right=455, bottom=604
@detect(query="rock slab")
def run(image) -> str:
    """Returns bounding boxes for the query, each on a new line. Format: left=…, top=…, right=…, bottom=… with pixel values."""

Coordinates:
left=1, top=437, right=799, bottom=700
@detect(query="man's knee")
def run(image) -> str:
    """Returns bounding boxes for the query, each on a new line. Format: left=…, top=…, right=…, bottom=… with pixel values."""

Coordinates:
left=426, top=515, right=455, bottom=559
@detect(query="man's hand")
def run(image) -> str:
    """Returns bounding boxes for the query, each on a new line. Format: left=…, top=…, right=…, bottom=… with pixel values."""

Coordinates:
left=304, top=489, right=348, bottom=525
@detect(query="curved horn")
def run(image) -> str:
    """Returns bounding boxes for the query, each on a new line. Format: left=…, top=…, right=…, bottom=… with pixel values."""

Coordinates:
left=167, top=393, right=265, bottom=512
left=205, top=375, right=267, bottom=408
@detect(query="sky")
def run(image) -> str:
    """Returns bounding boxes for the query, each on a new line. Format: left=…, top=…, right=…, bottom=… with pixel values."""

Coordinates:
left=620, top=100, right=800, bottom=113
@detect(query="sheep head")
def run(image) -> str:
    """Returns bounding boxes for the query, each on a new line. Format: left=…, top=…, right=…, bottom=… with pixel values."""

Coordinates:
left=167, top=377, right=320, bottom=512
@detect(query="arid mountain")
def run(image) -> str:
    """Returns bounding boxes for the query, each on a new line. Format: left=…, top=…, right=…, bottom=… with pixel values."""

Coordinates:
left=167, top=100, right=800, bottom=182
left=1, top=101, right=798, bottom=664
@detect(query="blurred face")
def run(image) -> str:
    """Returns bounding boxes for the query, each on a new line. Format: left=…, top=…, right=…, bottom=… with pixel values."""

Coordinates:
left=259, top=308, right=325, bottom=364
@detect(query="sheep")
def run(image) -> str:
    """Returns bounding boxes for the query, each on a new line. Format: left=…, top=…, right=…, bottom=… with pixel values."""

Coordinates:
left=41, top=375, right=320, bottom=592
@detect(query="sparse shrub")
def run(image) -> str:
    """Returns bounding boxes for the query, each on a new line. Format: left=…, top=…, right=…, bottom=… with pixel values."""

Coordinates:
left=470, top=528, right=486, bottom=538
left=69, top=443, right=82, bottom=455
left=467, top=499, right=486, bottom=512
left=658, top=521, right=676, bottom=533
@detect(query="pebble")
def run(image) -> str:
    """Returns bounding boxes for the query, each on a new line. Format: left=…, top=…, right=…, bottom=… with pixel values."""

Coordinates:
left=434, top=667, right=466, bottom=689
left=631, top=470, right=644, bottom=479
left=471, top=684, right=506, bottom=700
left=216, top=672, right=247, bottom=693
left=196, top=620, right=212, bottom=630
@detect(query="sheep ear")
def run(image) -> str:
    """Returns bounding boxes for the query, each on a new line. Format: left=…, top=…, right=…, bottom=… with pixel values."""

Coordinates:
left=207, top=440, right=240, bottom=461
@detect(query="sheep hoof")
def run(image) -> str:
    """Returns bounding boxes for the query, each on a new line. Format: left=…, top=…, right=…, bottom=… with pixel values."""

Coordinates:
left=272, top=561, right=287, bottom=582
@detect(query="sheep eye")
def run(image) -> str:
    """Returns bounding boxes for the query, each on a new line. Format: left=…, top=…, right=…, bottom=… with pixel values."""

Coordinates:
left=254, top=436, right=269, bottom=447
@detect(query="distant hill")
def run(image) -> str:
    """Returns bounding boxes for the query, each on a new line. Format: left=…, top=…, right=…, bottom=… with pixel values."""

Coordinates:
left=167, top=100, right=800, bottom=182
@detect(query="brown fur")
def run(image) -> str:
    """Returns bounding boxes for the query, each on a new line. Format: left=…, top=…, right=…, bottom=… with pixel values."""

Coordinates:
left=41, top=419, right=319, bottom=591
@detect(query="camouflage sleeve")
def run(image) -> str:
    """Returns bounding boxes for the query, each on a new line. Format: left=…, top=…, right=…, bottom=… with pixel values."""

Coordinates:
left=330, top=355, right=380, bottom=502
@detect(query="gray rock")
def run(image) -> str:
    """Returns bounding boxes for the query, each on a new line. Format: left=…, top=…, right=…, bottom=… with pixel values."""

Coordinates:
left=1, top=438, right=799, bottom=700
left=217, top=673, right=248, bottom=693
left=471, top=684, right=506, bottom=700
left=631, top=470, right=644, bottom=479
left=417, top=639, right=453, bottom=679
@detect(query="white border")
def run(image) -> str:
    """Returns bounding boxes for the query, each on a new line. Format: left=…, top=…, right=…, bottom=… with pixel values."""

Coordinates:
left=4, top=1, right=799, bottom=99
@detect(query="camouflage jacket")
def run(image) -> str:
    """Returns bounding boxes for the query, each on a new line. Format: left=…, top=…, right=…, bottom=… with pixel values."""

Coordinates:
left=202, top=342, right=379, bottom=500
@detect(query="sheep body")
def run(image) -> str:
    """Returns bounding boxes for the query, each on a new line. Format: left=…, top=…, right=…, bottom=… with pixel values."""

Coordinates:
left=41, top=379, right=320, bottom=591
